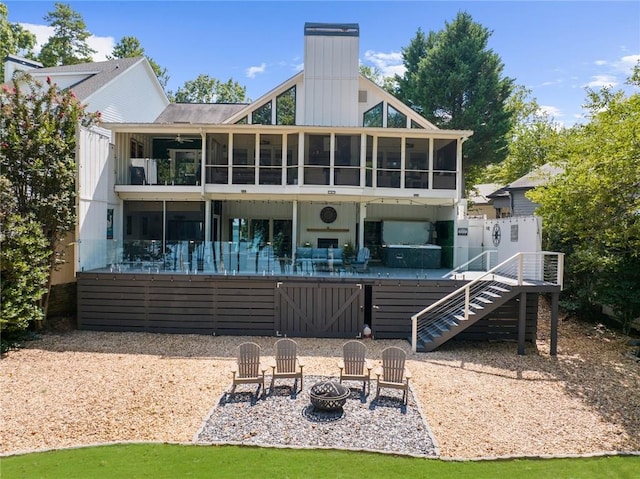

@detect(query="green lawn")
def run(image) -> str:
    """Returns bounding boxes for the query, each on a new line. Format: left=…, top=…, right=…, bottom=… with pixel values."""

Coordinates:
left=1, top=444, right=638, bottom=479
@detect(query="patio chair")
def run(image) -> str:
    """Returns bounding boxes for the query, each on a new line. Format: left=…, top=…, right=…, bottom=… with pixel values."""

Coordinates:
left=338, top=340, right=373, bottom=394
left=351, top=247, right=370, bottom=273
left=375, top=346, right=412, bottom=405
left=230, top=342, right=267, bottom=396
left=270, top=338, right=304, bottom=393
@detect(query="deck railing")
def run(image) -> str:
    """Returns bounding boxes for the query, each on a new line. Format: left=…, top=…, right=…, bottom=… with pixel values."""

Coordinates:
left=442, top=250, right=498, bottom=279
left=411, top=251, right=564, bottom=352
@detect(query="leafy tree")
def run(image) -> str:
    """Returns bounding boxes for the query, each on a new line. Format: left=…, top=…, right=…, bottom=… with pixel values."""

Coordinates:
left=0, top=73, right=99, bottom=324
left=0, top=3, right=37, bottom=80
left=0, top=178, right=49, bottom=340
left=359, top=65, right=396, bottom=94
left=109, top=35, right=170, bottom=90
left=169, top=74, right=247, bottom=103
left=38, top=2, right=96, bottom=67
left=482, top=86, right=566, bottom=185
left=529, top=65, right=640, bottom=332
left=395, top=12, right=514, bottom=186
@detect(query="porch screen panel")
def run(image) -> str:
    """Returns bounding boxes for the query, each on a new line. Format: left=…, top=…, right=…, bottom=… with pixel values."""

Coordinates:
left=304, top=133, right=330, bottom=185
left=259, top=134, right=283, bottom=185
left=334, top=134, right=361, bottom=186
left=287, top=133, right=299, bottom=185
left=433, top=138, right=457, bottom=190
left=206, top=133, right=229, bottom=184
left=232, top=133, right=256, bottom=184
left=404, top=138, right=429, bottom=189
left=122, top=201, right=163, bottom=263
left=376, top=137, right=401, bottom=188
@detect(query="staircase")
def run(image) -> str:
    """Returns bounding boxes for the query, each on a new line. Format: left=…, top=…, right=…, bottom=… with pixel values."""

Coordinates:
left=411, top=252, right=564, bottom=352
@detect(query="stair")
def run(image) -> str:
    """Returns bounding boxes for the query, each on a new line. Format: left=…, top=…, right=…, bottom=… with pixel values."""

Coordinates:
left=413, top=280, right=518, bottom=352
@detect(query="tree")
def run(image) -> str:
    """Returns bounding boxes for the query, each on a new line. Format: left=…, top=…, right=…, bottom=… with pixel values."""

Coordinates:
left=0, top=3, right=37, bottom=80
left=38, top=2, right=96, bottom=67
left=0, top=178, right=49, bottom=340
left=395, top=12, right=514, bottom=186
left=481, top=85, right=566, bottom=185
left=359, top=65, right=396, bottom=94
left=109, top=35, right=170, bottom=90
left=169, top=74, right=247, bottom=103
left=529, top=65, right=640, bottom=332
left=0, top=73, right=99, bottom=324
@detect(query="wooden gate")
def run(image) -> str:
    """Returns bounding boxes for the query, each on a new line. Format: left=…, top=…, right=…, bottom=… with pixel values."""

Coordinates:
left=275, top=281, right=364, bottom=337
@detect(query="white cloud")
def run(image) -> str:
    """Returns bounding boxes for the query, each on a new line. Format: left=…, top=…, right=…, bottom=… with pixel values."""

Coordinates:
left=585, top=74, right=617, bottom=88
left=616, top=54, right=640, bottom=73
left=363, top=49, right=405, bottom=78
left=20, top=22, right=114, bottom=62
left=246, top=63, right=266, bottom=79
left=293, top=62, right=304, bottom=73
left=539, top=105, right=563, bottom=119
left=594, top=60, right=608, bottom=66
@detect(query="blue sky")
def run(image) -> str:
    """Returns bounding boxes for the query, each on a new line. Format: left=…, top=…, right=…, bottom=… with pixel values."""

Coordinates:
left=5, top=1, right=640, bottom=126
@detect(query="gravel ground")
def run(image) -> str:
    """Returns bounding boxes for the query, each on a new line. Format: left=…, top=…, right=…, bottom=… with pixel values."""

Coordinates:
left=1, top=298, right=639, bottom=459
left=196, top=375, right=438, bottom=457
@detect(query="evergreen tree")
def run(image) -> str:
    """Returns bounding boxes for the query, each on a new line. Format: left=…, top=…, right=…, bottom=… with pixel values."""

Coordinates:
left=395, top=12, right=514, bottom=186
left=38, top=2, right=96, bottom=67
left=110, top=35, right=170, bottom=90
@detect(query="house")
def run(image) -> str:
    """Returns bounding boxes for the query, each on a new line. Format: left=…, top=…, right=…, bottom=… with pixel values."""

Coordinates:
left=3, top=55, right=169, bottom=288
left=490, top=163, right=563, bottom=217
left=70, top=23, right=562, bottom=353
left=467, top=183, right=504, bottom=218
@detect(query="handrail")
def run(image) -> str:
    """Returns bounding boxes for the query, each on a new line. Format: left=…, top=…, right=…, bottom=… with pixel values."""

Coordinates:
left=411, top=251, right=564, bottom=352
left=442, top=250, right=497, bottom=278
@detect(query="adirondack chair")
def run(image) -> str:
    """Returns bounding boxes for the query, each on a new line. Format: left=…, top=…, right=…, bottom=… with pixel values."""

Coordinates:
left=270, top=338, right=304, bottom=392
left=230, top=342, right=266, bottom=396
left=351, top=247, right=370, bottom=273
left=338, top=340, right=373, bottom=394
left=375, top=346, right=412, bottom=405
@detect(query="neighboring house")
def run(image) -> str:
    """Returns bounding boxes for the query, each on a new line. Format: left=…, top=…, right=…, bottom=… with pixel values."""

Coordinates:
left=467, top=183, right=503, bottom=218
left=3, top=55, right=169, bottom=285
left=488, top=163, right=563, bottom=217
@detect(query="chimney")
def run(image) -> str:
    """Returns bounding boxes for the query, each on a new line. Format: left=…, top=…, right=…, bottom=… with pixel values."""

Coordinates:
left=302, top=23, right=360, bottom=127
left=4, top=55, right=43, bottom=83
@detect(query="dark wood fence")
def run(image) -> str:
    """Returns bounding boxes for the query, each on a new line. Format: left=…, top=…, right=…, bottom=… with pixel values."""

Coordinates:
left=77, top=273, right=541, bottom=343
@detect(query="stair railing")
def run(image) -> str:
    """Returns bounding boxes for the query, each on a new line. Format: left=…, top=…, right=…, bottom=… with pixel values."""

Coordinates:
left=412, top=251, right=564, bottom=352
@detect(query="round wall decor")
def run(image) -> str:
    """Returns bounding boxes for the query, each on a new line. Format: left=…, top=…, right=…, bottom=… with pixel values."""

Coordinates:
left=320, top=206, right=337, bottom=224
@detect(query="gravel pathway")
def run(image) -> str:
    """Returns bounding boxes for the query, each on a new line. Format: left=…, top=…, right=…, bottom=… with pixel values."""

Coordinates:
left=195, top=375, right=438, bottom=457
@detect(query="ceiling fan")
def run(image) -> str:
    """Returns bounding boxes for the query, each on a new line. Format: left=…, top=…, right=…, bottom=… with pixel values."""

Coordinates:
left=174, top=134, right=194, bottom=144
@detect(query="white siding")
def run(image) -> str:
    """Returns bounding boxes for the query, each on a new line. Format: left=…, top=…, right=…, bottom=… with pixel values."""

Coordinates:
left=77, top=127, right=113, bottom=272
left=87, top=62, right=168, bottom=123
left=303, top=35, right=359, bottom=126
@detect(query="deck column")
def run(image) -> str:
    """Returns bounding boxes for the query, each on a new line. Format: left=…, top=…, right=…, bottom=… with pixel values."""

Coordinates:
left=550, top=291, right=559, bottom=356
left=518, top=292, right=527, bottom=355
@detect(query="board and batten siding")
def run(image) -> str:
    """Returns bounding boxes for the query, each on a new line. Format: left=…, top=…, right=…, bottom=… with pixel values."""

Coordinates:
left=511, top=190, right=539, bottom=217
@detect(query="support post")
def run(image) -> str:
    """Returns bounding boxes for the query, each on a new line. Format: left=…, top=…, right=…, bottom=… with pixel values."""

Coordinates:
left=518, top=292, right=527, bottom=355
left=550, top=291, right=559, bottom=356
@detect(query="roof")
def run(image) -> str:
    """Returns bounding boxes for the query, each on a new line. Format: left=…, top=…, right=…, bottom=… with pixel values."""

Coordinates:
left=506, top=163, right=564, bottom=190
left=29, top=57, right=144, bottom=101
left=469, top=183, right=504, bottom=204
left=154, top=103, right=248, bottom=124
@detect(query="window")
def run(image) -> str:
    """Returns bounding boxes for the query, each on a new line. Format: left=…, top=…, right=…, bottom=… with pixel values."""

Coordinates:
left=387, top=105, right=407, bottom=128
left=251, top=102, right=272, bottom=125
left=363, top=102, right=383, bottom=127
left=276, top=86, right=296, bottom=125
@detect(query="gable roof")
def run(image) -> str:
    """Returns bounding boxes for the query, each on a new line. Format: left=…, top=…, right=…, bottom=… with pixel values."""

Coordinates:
left=154, top=103, right=248, bottom=124
left=28, top=57, right=145, bottom=101
left=470, top=183, right=504, bottom=204
left=506, top=163, right=564, bottom=190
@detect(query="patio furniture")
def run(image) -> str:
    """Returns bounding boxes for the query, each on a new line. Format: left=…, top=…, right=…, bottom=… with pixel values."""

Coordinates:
left=350, top=247, right=370, bottom=273
left=270, top=338, right=304, bottom=392
left=231, top=342, right=267, bottom=396
left=338, top=340, right=372, bottom=394
left=375, top=346, right=412, bottom=405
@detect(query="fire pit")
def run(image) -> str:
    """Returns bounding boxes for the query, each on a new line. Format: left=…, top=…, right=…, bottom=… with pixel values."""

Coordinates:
left=309, top=380, right=350, bottom=411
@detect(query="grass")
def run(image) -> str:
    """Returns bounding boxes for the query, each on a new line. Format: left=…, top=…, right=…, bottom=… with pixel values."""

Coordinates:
left=1, top=444, right=638, bottom=479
